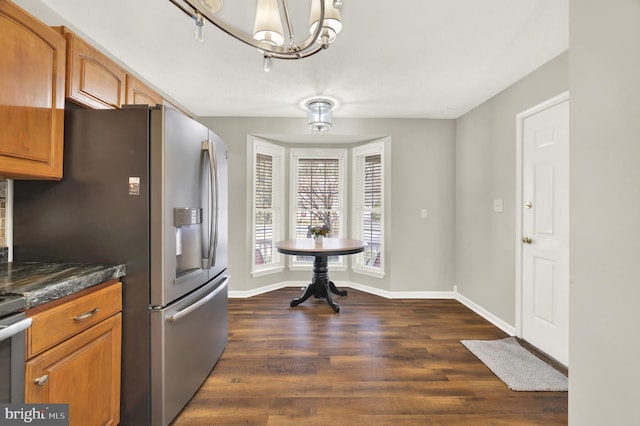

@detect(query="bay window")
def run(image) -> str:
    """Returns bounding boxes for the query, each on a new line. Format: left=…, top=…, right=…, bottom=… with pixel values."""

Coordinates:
left=352, top=140, right=385, bottom=276
left=251, top=139, right=284, bottom=276
left=250, top=140, right=386, bottom=277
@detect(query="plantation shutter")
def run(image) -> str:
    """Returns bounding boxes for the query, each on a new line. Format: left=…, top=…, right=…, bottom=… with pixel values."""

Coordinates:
left=362, top=154, right=382, bottom=266
left=294, top=158, right=342, bottom=238
left=255, top=153, right=274, bottom=265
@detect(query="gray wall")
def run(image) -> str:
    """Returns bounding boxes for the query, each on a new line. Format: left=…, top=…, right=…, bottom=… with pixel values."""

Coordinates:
left=197, top=117, right=456, bottom=294
left=569, top=0, right=640, bottom=424
left=455, top=52, right=569, bottom=324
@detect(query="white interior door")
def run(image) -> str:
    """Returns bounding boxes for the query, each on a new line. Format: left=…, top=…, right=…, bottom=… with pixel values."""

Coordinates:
left=518, top=94, right=569, bottom=366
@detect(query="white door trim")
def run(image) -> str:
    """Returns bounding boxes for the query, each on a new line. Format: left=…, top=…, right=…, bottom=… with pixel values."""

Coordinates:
left=515, top=91, right=570, bottom=338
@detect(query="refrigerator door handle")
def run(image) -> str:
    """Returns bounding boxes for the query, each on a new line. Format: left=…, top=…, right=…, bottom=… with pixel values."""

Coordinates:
left=202, top=140, right=219, bottom=269
left=212, top=140, right=219, bottom=267
left=166, top=275, right=230, bottom=323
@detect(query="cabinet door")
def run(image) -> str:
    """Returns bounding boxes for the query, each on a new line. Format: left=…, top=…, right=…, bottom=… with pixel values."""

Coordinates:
left=25, top=313, right=122, bottom=426
left=0, top=0, right=65, bottom=179
left=63, top=29, right=126, bottom=109
left=126, top=74, right=163, bottom=106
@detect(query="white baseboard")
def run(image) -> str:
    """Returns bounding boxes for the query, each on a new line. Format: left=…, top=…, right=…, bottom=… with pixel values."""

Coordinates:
left=229, top=281, right=515, bottom=336
left=454, top=291, right=516, bottom=336
left=343, top=281, right=457, bottom=300
left=228, top=281, right=292, bottom=298
left=229, top=281, right=457, bottom=300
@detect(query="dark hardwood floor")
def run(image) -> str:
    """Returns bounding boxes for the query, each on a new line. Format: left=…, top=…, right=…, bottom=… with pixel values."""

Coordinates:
left=171, top=288, right=568, bottom=425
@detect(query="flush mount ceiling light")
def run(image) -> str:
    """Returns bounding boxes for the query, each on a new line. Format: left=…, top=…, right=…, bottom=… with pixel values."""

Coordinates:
left=306, top=99, right=333, bottom=132
left=170, top=0, right=343, bottom=71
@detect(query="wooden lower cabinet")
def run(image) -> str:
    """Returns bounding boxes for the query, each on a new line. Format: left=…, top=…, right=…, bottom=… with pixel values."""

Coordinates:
left=25, top=281, right=122, bottom=426
left=25, top=314, right=121, bottom=426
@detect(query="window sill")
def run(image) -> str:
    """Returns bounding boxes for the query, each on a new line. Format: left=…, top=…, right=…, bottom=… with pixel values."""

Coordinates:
left=251, top=265, right=285, bottom=278
left=352, top=266, right=385, bottom=279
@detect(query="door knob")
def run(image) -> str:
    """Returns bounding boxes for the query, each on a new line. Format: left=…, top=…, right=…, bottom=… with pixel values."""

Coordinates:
left=521, top=236, right=533, bottom=244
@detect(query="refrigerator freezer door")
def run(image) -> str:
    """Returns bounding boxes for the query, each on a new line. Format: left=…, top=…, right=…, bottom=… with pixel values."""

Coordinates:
left=150, top=274, right=229, bottom=426
left=150, top=107, right=213, bottom=307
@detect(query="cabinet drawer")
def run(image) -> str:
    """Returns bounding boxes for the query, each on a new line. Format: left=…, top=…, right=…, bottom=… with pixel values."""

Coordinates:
left=27, top=282, right=122, bottom=358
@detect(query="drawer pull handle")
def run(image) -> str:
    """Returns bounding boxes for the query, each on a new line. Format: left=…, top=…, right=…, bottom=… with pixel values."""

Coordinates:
left=34, top=375, right=49, bottom=386
left=73, top=308, right=100, bottom=321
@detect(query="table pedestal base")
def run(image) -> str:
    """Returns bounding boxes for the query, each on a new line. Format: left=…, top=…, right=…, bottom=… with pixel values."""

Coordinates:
left=290, top=256, right=347, bottom=313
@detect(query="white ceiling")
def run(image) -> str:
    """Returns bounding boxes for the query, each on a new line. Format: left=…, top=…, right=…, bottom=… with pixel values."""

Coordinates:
left=14, top=0, right=568, bottom=119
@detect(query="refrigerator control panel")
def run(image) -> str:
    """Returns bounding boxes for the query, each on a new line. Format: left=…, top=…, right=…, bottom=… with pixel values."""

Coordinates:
left=173, top=207, right=202, bottom=227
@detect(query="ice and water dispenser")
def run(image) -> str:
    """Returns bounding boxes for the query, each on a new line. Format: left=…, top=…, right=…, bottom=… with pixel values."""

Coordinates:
left=174, top=207, right=204, bottom=277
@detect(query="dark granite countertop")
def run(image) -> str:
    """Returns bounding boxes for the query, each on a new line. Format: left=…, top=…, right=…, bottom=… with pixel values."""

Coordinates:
left=0, top=262, right=126, bottom=308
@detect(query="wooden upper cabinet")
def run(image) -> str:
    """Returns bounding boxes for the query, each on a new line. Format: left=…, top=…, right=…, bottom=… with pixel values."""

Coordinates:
left=61, top=27, right=126, bottom=109
left=126, top=74, right=163, bottom=106
left=0, top=0, right=65, bottom=180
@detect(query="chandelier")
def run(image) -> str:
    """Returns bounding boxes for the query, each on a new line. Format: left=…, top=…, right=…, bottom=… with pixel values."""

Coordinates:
left=170, top=0, right=343, bottom=70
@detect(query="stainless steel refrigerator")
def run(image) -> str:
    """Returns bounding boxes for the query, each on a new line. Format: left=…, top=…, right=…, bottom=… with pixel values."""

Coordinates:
left=13, top=105, right=229, bottom=426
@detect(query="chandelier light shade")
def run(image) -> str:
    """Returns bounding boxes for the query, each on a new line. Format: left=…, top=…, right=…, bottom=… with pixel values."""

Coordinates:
left=253, top=0, right=285, bottom=46
left=309, top=0, right=343, bottom=46
left=170, top=0, right=343, bottom=66
left=307, top=99, right=333, bottom=132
